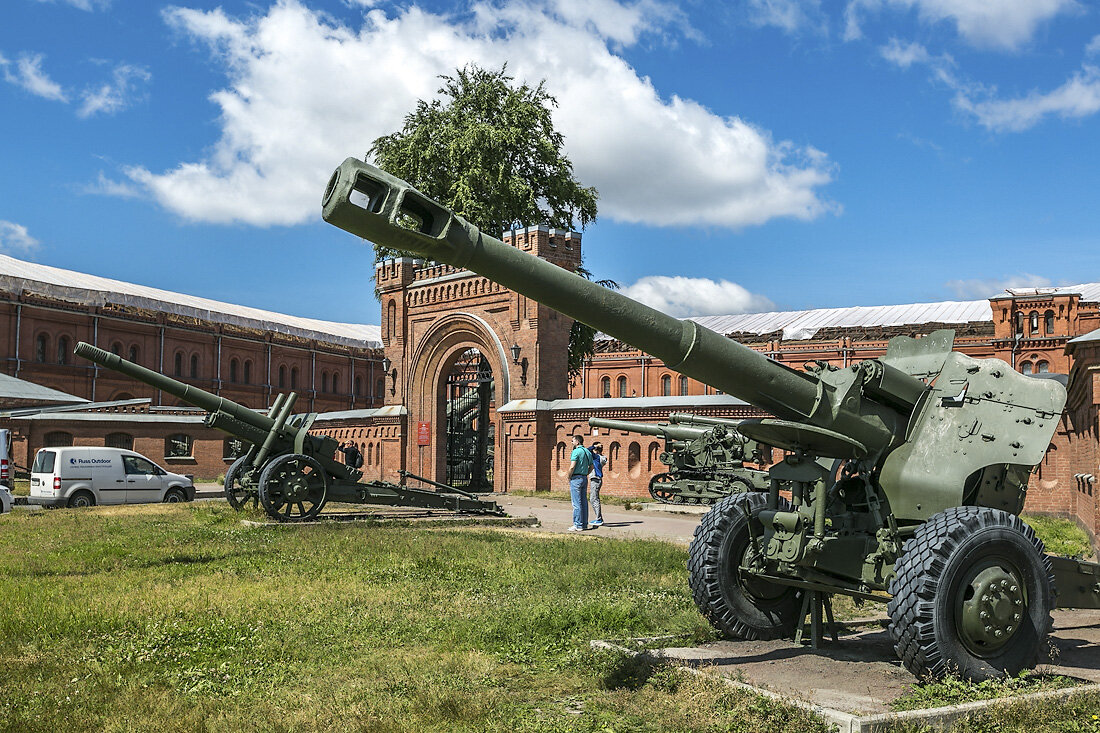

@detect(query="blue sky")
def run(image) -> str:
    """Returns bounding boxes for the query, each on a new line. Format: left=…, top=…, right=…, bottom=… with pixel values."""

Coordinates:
left=2, top=0, right=1099, bottom=327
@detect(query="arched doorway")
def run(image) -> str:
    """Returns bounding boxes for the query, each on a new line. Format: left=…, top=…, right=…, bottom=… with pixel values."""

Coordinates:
left=443, top=347, right=494, bottom=490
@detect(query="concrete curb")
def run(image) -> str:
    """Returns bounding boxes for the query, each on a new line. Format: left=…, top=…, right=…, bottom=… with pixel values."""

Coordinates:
left=240, top=514, right=539, bottom=528
left=591, top=638, right=1100, bottom=732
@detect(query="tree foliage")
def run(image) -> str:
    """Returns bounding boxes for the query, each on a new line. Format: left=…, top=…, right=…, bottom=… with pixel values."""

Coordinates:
left=369, top=64, right=598, bottom=256
left=370, top=64, right=608, bottom=385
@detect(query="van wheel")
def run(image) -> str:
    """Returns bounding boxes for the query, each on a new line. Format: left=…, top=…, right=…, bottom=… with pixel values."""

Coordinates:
left=67, top=491, right=95, bottom=508
left=163, top=488, right=186, bottom=503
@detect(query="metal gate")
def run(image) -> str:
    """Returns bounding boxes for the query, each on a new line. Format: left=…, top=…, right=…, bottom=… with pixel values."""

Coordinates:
left=444, top=348, right=494, bottom=490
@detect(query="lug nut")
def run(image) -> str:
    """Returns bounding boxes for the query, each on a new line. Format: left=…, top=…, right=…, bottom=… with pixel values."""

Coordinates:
left=995, top=630, right=1003, bottom=637
left=984, top=625, right=993, bottom=632
left=1010, top=585, right=1018, bottom=593
left=980, top=611, right=989, bottom=620
left=1013, top=613, right=1021, bottom=621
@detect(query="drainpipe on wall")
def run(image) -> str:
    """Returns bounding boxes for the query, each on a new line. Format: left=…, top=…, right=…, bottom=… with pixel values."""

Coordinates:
left=310, top=349, right=316, bottom=411
left=157, top=326, right=165, bottom=406
left=13, top=304, right=22, bottom=379
left=216, top=335, right=222, bottom=395
left=266, top=342, right=272, bottom=408
left=91, top=316, right=99, bottom=401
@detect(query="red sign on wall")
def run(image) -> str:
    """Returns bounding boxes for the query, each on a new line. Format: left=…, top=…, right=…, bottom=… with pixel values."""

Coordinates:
left=417, top=421, right=431, bottom=446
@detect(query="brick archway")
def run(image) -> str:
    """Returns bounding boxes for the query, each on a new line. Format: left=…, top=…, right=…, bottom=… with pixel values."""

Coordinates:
left=406, top=313, right=510, bottom=486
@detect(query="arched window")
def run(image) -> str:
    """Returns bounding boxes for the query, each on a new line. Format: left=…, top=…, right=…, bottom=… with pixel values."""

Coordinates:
left=376, top=377, right=384, bottom=397
left=279, top=365, right=287, bottom=389
left=375, top=442, right=381, bottom=465
left=387, top=300, right=397, bottom=339
left=243, top=360, right=252, bottom=385
left=173, top=351, right=183, bottom=377
left=321, top=371, right=329, bottom=393
left=600, top=376, right=611, bottom=398
left=110, top=341, right=122, bottom=356
left=354, top=376, right=362, bottom=396
left=56, top=336, right=69, bottom=364
left=1029, top=311, right=1039, bottom=333
left=332, top=371, right=341, bottom=393
left=1036, top=360, right=1049, bottom=374
left=661, top=374, right=671, bottom=396
left=165, top=433, right=193, bottom=458
left=555, top=442, right=567, bottom=473
left=190, top=354, right=199, bottom=379
left=628, top=441, right=641, bottom=478
left=229, top=358, right=239, bottom=383
left=679, top=375, right=689, bottom=396
left=1019, top=360, right=1033, bottom=374
left=647, top=442, right=660, bottom=471
left=35, top=333, right=48, bottom=363
left=43, top=431, right=73, bottom=447
left=129, top=345, right=139, bottom=364
left=1014, top=311, right=1024, bottom=333
left=105, top=432, right=133, bottom=450
left=608, top=442, right=620, bottom=473
left=1044, top=310, right=1055, bottom=335
left=617, top=376, right=628, bottom=398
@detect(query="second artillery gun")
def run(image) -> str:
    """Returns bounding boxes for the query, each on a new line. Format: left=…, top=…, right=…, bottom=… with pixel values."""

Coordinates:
left=74, top=343, right=503, bottom=522
left=321, top=158, right=1100, bottom=681
left=588, top=417, right=768, bottom=504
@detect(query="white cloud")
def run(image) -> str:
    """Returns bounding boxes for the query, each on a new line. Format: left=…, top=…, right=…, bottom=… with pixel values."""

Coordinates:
left=0, top=52, right=68, bottom=102
left=745, top=0, right=825, bottom=35
left=955, top=65, right=1100, bottom=132
left=620, top=275, right=775, bottom=317
left=879, top=38, right=932, bottom=68
left=1085, top=34, right=1100, bottom=57
left=0, top=221, right=41, bottom=255
left=945, top=274, right=1053, bottom=299
left=78, top=63, right=151, bottom=118
left=83, top=172, right=142, bottom=198
left=122, top=0, right=835, bottom=228
left=846, top=0, right=1076, bottom=50
left=32, top=0, right=110, bottom=10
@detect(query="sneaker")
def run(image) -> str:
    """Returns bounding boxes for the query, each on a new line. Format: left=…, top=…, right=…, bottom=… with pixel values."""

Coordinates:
left=567, top=525, right=583, bottom=532
left=590, top=520, right=603, bottom=527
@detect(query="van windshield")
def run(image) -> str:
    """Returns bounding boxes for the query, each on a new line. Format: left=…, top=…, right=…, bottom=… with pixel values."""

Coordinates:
left=32, top=450, right=56, bottom=474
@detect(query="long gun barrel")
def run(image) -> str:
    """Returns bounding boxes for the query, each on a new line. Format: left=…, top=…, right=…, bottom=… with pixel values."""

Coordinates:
left=75, top=342, right=276, bottom=434
left=669, top=413, right=743, bottom=430
left=588, top=417, right=708, bottom=442
left=321, top=160, right=904, bottom=455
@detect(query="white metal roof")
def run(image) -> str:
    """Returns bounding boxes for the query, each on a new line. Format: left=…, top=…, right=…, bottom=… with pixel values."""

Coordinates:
left=0, top=372, right=88, bottom=404
left=0, top=254, right=381, bottom=349
left=598, top=282, right=1100, bottom=342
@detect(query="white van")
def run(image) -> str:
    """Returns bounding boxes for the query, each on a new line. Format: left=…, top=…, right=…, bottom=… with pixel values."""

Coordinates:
left=29, top=447, right=195, bottom=508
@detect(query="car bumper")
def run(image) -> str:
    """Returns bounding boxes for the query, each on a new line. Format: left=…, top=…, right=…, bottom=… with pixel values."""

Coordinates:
left=27, top=495, right=68, bottom=508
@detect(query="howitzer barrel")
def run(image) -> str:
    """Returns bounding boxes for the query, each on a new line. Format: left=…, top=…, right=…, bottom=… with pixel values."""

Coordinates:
left=74, top=342, right=274, bottom=434
left=589, top=417, right=707, bottom=442
left=322, top=159, right=900, bottom=454
left=669, top=413, right=743, bottom=430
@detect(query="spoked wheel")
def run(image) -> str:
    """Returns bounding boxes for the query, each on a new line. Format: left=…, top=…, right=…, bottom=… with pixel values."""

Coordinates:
left=688, top=492, right=801, bottom=640
left=649, top=473, right=679, bottom=503
left=257, top=453, right=328, bottom=522
left=888, top=506, right=1054, bottom=681
left=224, top=456, right=258, bottom=511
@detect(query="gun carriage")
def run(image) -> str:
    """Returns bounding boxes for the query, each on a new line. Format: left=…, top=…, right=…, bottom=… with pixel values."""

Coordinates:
left=322, top=159, right=1100, bottom=680
left=587, top=417, right=768, bottom=504
left=74, top=343, right=504, bottom=522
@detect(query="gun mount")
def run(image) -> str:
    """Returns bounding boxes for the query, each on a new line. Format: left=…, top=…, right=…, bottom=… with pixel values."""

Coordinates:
left=74, top=342, right=504, bottom=522
left=322, top=159, right=1100, bottom=680
left=589, top=417, right=768, bottom=504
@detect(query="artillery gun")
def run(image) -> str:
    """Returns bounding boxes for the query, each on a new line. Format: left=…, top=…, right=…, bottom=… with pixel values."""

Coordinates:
left=74, top=342, right=504, bottom=522
left=588, top=417, right=768, bottom=503
left=322, top=159, right=1100, bottom=680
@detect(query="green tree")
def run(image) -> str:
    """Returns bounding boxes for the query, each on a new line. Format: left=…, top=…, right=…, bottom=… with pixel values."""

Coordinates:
left=370, top=63, right=610, bottom=384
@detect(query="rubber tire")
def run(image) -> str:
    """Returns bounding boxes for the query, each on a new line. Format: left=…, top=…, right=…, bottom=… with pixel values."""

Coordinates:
left=258, top=453, right=327, bottom=522
left=163, top=488, right=186, bottom=503
left=223, top=455, right=257, bottom=511
left=688, top=492, right=801, bottom=640
left=887, top=506, right=1054, bottom=681
left=67, top=490, right=95, bottom=508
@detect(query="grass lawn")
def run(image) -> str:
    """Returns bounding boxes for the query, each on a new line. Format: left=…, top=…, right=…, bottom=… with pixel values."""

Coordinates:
left=0, top=503, right=829, bottom=732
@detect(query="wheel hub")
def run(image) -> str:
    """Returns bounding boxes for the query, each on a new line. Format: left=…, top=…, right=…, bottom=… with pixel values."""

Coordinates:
left=959, top=565, right=1025, bottom=654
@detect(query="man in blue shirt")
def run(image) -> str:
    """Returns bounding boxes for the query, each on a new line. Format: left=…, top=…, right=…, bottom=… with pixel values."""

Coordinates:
left=567, top=435, right=593, bottom=531
left=588, top=442, right=606, bottom=527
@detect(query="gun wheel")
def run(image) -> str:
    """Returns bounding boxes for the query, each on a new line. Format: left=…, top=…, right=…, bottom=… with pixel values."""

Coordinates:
left=258, top=454, right=328, bottom=522
left=224, top=456, right=258, bottom=511
left=888, top=506, right=1054, bottom=681
left=688, top=492, right=801, bottom=640
left=648, top=473, right=679, bottom=503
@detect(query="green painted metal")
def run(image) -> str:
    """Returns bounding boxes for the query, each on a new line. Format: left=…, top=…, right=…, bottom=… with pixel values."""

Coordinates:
left=74, top=341, right=504, bottom=521
left=321, top=159, right=1100, bottom=676
left=590, top=416, right=768, bottom=504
